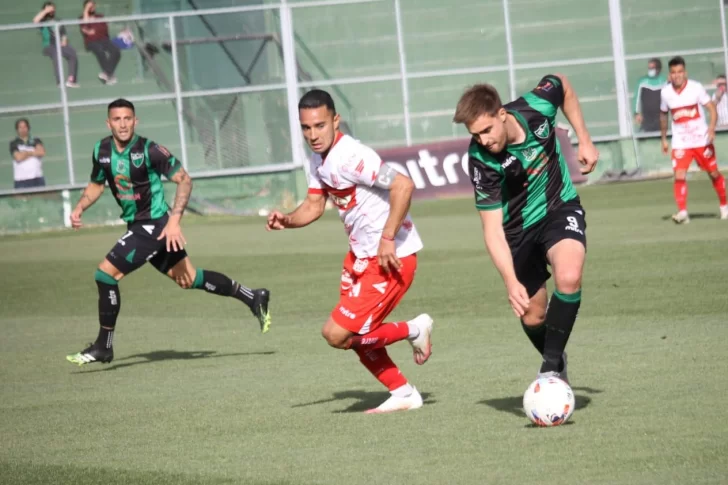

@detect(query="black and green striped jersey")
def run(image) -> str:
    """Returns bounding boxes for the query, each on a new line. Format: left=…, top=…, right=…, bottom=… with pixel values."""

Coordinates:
left=90, top=135, right=182, bottom=223
left=468, top=74, right=579, bottom=236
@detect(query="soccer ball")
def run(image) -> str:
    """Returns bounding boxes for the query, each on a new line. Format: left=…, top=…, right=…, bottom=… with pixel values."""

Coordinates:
left=522, top=375, right=575, bottom=427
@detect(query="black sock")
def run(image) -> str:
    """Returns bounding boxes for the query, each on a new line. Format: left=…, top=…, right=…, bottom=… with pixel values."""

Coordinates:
left=94, top=270, right=120, bottom=349
left=191, top=269, right=254, bottom=307
left=521, top=320, right=546, bottom=354
left=540, top=289, right=581, bottom=373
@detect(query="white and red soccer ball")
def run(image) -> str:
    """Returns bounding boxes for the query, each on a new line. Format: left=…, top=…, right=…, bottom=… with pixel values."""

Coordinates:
left=523, top=375, right=575, bottom=427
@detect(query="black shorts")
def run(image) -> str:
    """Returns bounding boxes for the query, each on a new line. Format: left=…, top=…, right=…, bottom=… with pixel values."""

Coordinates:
left=508, top=201, right=587, bottom=298
left=105, top=213, right=188, bottom=275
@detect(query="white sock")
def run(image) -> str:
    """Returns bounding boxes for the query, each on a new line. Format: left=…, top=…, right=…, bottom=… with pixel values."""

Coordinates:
left=407, top=322, right=420, bottom=340
left=391, top=383, right=414, bottom=398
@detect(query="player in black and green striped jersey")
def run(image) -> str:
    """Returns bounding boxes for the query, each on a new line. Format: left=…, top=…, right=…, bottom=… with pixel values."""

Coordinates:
left=453, top=74, right=599, bottom=384
left=66, top=98, right=271, bottom=367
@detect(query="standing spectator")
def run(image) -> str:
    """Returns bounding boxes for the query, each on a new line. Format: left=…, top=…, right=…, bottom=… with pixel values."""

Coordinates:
left=80, top=0, right=121, bottom=85
left=9, top=119, right=46, bottom=190
left=33, top=2, right=79, bottom=88
left=633, top=58, right=666, bottom=132
left=711, top=74, right=728, bottom=127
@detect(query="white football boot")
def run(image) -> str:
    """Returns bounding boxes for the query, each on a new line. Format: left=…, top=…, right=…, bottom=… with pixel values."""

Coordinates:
left=720, top=205, right=728, bottom=220
left=407, top=313, right=433, bottom=365
left=672, top=210, right=690, bottom=224
left=365, top=386, right=423, bottom=414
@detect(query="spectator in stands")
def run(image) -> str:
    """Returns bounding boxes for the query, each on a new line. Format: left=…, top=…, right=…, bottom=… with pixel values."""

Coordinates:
left=712, top=74, right=728, bottom=127
left=633, top=58, right=666, bottom=132
left=80, top=0, right=121, bottom=85
left=33, top=2, right=80, bottom=88
left=9, top=118, right=46, bottom=190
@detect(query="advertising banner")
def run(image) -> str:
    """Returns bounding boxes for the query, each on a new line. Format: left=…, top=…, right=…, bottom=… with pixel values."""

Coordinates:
left=376, top=127, right=587, bottom=200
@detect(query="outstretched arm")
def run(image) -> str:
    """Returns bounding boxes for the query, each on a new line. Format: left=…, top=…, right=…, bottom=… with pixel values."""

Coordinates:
left=266, top=191, right=326, bottom=230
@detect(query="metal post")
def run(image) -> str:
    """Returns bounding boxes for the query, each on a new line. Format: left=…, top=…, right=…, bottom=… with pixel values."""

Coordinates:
left=393, top=0, right=412, bottom=146
left=169, top=16, right=189, bottom=170
left=214, top=117, right=223, bottom=169
left=54, top=23, right=75, bottom=185
left=501, top=0, right=517, bottom=101
left=280, top=1, right=305, bottom=168
left=607, top=0, right=630, bottom=138
left=719, top=0, right=728, bottom=84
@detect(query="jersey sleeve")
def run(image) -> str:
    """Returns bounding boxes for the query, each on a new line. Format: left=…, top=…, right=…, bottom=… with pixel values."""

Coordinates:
left=147, top=142, right=182, bottom=179
left=469, top=155, right=503, bottom=211
left=338, top=144, right=382, bottom=187
left=523, top=74, right=565, bottom=119
left=307, top=157, right=326, bottom=195
left=90, top=147, right=106, bottom=184
left=660, top=90, right=669, bottom=113
left=9, top=140, right=18, bottom=156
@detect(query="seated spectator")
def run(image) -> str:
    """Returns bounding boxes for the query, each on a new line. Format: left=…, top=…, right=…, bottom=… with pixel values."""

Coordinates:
left=80, top=0, right=121, bottom=85
left=33, top=2, right=79, bottom=88
left=10, top=118, right=46, bottom=190
left=711, top=75, right=728, bottom=127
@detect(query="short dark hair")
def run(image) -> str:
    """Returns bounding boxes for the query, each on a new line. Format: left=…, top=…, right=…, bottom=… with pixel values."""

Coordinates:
left=298, top=89, right=336, bottom=114
left=668, top=56, right=685, bottom=69
left=42, top=1, right=54, bottom=8
left=107, top=98, right=135, bottom=114
left=453, top=84, right=503, bottom=125
left=648, top=57, right=662, bottom=71
left=718, top=74, right=726, bottom=80
left=15, top=118, right=30, bottom=131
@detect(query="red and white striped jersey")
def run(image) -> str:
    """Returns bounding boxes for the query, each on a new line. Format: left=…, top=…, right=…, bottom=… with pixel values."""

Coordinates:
left=660, top=79, right=712, bottom=149
left=307, top=133, right=423, bottom=259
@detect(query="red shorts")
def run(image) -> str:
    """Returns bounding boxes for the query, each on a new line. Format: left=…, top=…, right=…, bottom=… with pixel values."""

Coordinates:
left=672, top=145, right=718, bottom=172
left=331, top=252, right=417, bottom=335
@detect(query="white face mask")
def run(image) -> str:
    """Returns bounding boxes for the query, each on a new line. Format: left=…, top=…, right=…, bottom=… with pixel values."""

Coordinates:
left=648, top=68, right=657, bottom=78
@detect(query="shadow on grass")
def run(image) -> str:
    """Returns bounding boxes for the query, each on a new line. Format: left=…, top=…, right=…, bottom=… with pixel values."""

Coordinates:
left=293, top=389, right=435, bottom=413
left=478, top=386, right=603, bottom=422
left=72, top=349, right=276, bottom=373
left=661, top=212, right=717, bottom=221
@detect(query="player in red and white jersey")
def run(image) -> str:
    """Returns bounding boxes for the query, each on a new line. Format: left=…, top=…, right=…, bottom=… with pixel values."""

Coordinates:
left=660, top=56, right=728, bottom=223
left=266, top=89, right=433, bottom=414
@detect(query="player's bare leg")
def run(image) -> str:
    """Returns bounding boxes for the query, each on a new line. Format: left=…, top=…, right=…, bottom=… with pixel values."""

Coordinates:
left=166, top=257, right=271, bottom=333
left=537, top=239, right=584, bottom=383
left=66, top=259, right=124, bottom=366
left=521, top=285, right=568, bottom=383
left=706, top=168, right=728, bottom=219
left=672, top=168, right=690, bottom=224
left=321, top=317, right=425, bottom=413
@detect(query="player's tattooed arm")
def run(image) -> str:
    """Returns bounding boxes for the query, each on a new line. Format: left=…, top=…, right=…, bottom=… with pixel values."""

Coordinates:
left=169, top=167, right=193, bottom=219
left=77, top=182, right=105, bottom=210
left=70, top=182, right=105, bottom=229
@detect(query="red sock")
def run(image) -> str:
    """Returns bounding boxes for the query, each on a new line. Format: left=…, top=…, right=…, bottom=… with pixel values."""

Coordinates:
left=712, top=174, right=727, bottom=206
left=674, top=179, right=688, bottom=211
left=355, top=347, right=407, bottom=391
left=347, top=322, right=409, bottom=351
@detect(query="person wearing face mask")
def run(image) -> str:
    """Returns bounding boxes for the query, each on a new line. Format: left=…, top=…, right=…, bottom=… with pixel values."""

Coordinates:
left=633, top=58, right=666, bottom=132
left=33, top=2, right=80, bottom=88
left=79, top=0, right=121, bottom=85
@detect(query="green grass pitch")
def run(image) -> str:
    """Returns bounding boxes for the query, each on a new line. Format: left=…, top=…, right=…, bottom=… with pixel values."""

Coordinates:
left=1, top=179, right=727, bottom=485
